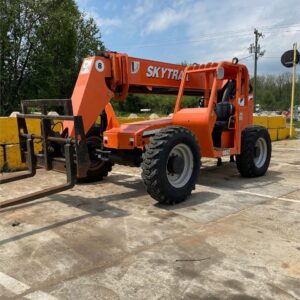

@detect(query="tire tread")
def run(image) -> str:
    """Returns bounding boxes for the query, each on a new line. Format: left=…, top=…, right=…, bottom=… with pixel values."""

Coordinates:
left=236, top=126, right=271, bottom=177
left=141, top=126, right=200, bottom=204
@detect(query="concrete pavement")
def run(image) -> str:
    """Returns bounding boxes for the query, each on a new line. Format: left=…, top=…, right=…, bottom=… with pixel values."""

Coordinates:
left=0, top=139, right=299, bottom=299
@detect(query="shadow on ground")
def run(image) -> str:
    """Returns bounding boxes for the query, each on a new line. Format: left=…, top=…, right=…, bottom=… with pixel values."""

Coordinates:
left=0, top=162, right=283, bottom=215
left=0, top=162, right=284, bottom=247
left=198, top=161, right=283, bottom=190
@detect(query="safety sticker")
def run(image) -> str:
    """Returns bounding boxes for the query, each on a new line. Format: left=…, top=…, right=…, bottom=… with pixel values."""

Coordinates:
left=131, top=61, right=140, bottom=74
left=222, top=149, right=230, bottom=156
left=80, top=59, right=93, bottom=74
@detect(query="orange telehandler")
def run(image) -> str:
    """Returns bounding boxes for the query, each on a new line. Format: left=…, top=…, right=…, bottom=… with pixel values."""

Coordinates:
left=0, top=51, right=271, bottom=208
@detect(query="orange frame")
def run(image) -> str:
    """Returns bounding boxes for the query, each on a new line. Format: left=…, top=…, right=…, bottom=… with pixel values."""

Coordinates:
left=65, top=52, right=253, bottom=159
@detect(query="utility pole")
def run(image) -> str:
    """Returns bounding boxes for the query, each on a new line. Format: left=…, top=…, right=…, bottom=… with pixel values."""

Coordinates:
left=280, top=43, right=300, bottom=137
left=249, top=29, right=265, bottom=107
left=289, top=42, right=297, bottom=137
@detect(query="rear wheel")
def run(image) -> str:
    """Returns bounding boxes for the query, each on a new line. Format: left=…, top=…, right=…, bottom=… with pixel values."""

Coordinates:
left=142, top=126, right=200, bottom=204
left=236, top=126, right=271, bottom=177
left=78, top=127, right=113, bottom=182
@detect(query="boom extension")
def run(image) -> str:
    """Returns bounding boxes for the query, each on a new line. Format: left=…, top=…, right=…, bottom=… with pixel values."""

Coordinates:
left=64, top=52, right=218, bottom=136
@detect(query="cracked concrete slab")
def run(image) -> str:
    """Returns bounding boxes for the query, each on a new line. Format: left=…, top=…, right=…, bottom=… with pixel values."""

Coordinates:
left=0, top=139, right=299, bottom=299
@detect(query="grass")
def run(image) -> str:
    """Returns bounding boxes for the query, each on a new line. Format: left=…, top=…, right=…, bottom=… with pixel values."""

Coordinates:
left=292, top=120, right=300, bottom=128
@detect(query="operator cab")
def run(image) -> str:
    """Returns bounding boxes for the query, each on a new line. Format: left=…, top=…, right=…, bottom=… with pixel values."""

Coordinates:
left=212, top=80, right=236, bottom=148
left=215, top=80, right=236, bottom=128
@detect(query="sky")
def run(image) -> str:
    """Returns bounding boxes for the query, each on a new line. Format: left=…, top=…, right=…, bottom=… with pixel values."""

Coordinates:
left=76, top=0, right=300, bottom=76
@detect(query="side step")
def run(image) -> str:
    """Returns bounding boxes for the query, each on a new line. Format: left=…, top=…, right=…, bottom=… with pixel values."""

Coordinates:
left=0, top=139, right=76, bottom=209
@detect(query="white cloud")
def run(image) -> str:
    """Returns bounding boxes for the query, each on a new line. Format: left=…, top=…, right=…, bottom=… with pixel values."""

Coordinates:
left=92, top=16, right=122, bottom=35
left=95, top=17, right=122, bottom=28
left=75, top=0, right=300, bottom=73
left=162, top=0, right=300, bottom=74
left=145, top=7, right=188, bottom=33
left=79, top=6, right=122, bottom=35
left=133, top=0, right=154, bottom=18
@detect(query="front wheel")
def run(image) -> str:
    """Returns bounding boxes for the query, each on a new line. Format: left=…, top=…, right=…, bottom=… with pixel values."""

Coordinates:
left=141, top=126, right=200, bottom=204
left=78, top=127, right=113, bottom=182
left=236, top=126, right=271, bottom=177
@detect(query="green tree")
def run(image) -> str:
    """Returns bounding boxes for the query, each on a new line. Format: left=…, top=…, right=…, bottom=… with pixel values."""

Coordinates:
left=255, top=73, right=299, bottom=111
left=0, top=0, right=104, bottom=115
left=262, top=90, right=276, bottom=110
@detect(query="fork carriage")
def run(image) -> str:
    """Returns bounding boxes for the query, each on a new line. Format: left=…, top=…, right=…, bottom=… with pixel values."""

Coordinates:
left=0, top=99, right=90, bottom=209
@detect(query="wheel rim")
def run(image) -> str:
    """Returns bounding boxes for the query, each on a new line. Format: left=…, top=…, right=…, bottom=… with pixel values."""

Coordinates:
left=254, top=137, right=267, bottom=168
left=166, top=143, right=194, bottom=188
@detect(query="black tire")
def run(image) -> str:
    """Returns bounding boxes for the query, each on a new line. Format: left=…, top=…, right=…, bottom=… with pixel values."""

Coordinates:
left=78, top=127, right=113, bottom=183
left=141, top=126, right=200, bottom=204
left=236, top=126, right=271, bottom=177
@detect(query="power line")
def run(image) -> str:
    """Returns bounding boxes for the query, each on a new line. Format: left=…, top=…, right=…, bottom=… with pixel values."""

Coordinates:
left=113, top=29, right=300, bottom=49
left=112, top=29, right=299, bottom=49
left=259, top=23, right=300, bottom=30
left=263, top=57, right=282, bottom=59
left=109, top=23, right=300, bottom=49
left=239, top=55, right=253, bottom=61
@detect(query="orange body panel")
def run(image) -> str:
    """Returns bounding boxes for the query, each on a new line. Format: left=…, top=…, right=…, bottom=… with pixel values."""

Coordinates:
left=221, top=131, right=234, bottom=148
left=64, top=56, right=114, bottom=135
left=172, top=108, right=215, bottom=157
left=66, top=51, right=253, bottom=158
left=104, top=118, right=173, bottom=149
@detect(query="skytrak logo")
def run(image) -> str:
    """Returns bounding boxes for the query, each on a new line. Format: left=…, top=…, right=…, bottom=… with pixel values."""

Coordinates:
left=146, top=66, right=186, bottom=81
